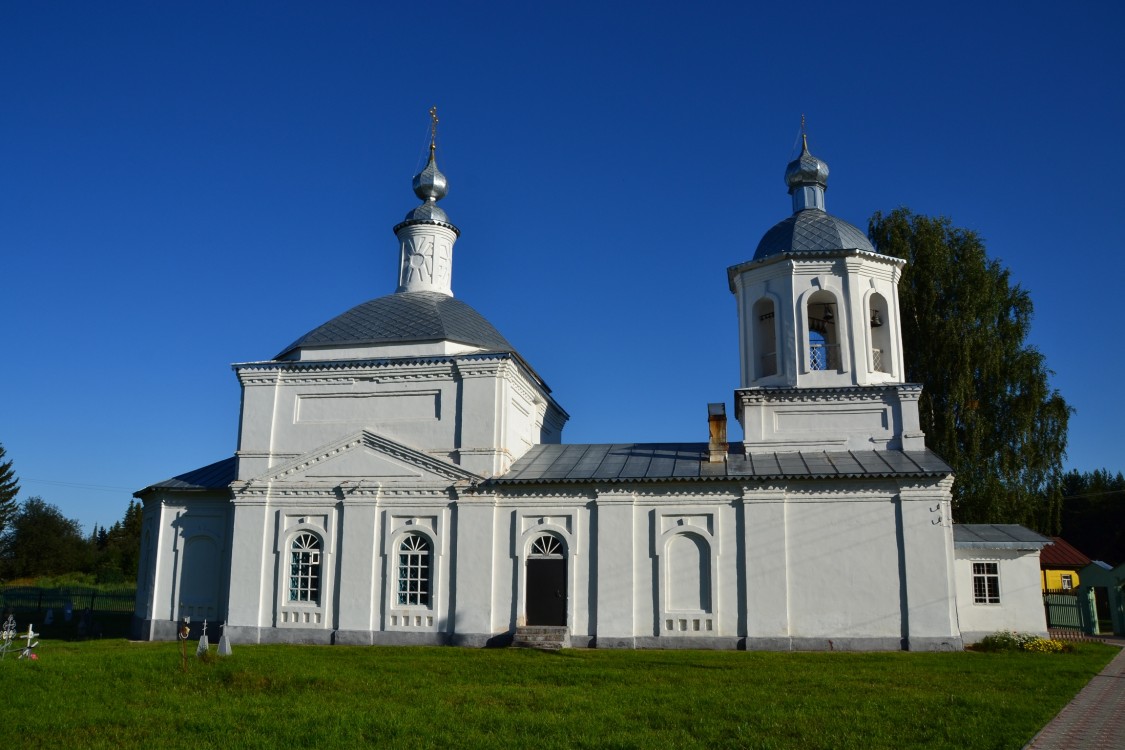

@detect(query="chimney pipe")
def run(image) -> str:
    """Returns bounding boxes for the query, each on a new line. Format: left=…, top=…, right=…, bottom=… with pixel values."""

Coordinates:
left=707, top=403, right=727, bottom=463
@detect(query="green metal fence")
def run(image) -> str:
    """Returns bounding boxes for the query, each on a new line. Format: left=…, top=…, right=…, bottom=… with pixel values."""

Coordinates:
left=1043, top=588, right=1095, bottom=634
left=0, top=586, right=136, bottom=616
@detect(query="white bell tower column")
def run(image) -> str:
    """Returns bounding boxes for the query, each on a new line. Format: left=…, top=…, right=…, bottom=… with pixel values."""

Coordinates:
left=394, top=107, right=460, bottom=296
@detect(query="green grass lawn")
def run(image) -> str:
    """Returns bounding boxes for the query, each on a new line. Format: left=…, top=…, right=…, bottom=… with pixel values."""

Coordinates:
left=0, top=640, right=1116, bottom=749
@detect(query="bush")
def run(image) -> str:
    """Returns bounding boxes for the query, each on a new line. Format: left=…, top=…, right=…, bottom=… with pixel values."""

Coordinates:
left=976, top=631, right=1069, bottom=653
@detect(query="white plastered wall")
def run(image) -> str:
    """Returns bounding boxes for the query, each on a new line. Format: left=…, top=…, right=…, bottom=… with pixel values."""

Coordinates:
left=954, top=548, right=1048, bottom=642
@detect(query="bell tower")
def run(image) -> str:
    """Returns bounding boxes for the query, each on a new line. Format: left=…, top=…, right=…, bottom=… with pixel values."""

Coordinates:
left=727, top=131, right=925, bottom=452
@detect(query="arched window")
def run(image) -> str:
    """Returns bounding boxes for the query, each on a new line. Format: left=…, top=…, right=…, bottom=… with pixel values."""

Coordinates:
left=397, top=533, right=431, bottom=607
left=288, top=533, right=321, bottom=603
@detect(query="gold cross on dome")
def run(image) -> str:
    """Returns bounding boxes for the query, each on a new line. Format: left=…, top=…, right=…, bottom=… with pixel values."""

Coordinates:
left=429, top=106, right=439, bottom=149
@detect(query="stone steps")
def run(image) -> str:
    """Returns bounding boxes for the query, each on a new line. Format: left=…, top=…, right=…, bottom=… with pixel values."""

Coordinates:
left=511, top=625, right=569, bottom=650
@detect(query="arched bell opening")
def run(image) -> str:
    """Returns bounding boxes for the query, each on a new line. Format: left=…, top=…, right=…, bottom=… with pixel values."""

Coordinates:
left=807, top=290, right=841, bottom=372
left=868, top=291, right=892, bottom=374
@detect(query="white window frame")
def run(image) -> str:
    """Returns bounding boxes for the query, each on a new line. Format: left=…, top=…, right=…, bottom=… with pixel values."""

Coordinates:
left=288, top=532, right=322, bottom=604
left=397, top=533, right=432, bottom=607
left=972, top=561, right=1001, bottom=605
left=1060, top=573, right=1073, bottom=591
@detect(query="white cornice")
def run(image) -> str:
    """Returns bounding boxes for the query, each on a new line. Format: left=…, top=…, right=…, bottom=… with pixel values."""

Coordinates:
left=736, top=383, right=922, bottom=405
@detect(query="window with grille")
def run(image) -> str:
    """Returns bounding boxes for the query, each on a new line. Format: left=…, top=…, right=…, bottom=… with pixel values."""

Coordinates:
left=398, top=533, right=431, bottom=607
left=972, top=562, right=1000, bottom=604
left=289, top=533, right=321, bottom=603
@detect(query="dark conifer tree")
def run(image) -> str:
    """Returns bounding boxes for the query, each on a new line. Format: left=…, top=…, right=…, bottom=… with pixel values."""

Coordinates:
left=0, top=443, right=19, bottom=535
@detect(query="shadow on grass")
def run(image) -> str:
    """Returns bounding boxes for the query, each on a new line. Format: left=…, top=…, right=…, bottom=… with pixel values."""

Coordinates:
left=3, top=611, right=133, bottom=641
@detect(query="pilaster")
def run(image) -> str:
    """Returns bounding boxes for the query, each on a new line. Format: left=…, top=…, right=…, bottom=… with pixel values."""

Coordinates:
left=594, top=490, right=637, bottom=647
left=897, top=480, right=962, bottom=650
left=335, top=496, right=380, bottom=635
left=225, top=498, right=271, bottom=637
left=743, top=486, right=790, bottom=643
left=452, top=498, right=497, bottom=640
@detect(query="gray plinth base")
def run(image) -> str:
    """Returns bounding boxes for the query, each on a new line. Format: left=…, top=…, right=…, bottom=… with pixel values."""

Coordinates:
left=593, top=636, right=636, bottom=649
left=369, top=631, right=450, bottom=647
left=743, top=636, right=950, bottom=652
left=451, top=632, right=513, bottom=648
left=333, top=630, right=373, bottom=646
left=259, top=627, right=334, bottom=645
left=906, top=636, right=963, bottom=652
left=139, top=618, right=180, bottom=641
left=634, top=636, right=742, bottom=650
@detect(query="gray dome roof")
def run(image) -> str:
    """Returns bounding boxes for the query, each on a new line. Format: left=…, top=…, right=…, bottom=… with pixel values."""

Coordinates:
left=753, top=209, right=875, bottom=260
left=276, top=291, right=516, bottom=359
left=402, top=202, right=450, bottom=224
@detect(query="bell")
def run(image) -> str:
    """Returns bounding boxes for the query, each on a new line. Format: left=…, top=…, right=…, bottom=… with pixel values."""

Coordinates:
left=822, top=303, right=834, bottom=323
left=871, top=309, right=883, bottom=327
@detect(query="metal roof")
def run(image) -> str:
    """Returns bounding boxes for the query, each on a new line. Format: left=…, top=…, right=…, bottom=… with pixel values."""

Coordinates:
left=952, top=524, right=1052, bottom=550
left=753, top=209, right=875, bottom=260
left=1039, top=537, right=1093, bottom=567
left=134, top=456, right=237, bottom=497
left=490, top=443, right=952, bottom=484
left=276, top=291, right=515, bottom=359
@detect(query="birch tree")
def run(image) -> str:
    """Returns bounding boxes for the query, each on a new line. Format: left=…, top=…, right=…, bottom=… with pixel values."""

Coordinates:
left=869, top=208, right=1070, bottom=529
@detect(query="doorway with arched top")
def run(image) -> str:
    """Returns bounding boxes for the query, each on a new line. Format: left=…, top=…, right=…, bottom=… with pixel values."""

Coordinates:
left=525, top=533, right=567, bottom=626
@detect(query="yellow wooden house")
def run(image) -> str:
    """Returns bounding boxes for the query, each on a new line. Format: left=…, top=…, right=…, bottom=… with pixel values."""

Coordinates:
left=1040, top=537, right=1091, bottom=591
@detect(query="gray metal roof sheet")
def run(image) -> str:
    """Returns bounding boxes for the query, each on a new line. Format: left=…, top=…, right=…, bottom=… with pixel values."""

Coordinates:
left=953, top=524, right=1052, bottom=550
left=753, top=209, right=875, bottom=260
left=135, top=456, right=237, bottom=496
left=276, top=291, right=516, bottom=359
left=491, top=444, right=951, bottom=485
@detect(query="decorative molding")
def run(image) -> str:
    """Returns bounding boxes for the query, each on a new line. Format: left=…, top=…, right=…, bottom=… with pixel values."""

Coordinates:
left=235, top=429, right=480, bottom=493
left=738, top=384, right=921, bottom=405
left=392, top=218, right=460, bottom=236
left=234, top=352, right=514, bottom=377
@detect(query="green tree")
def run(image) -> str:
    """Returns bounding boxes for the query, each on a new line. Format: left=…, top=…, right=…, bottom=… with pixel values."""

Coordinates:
left=0, top=443, right=19, bottom=534
left=0, top=497, right=91, bottom=579
left=868, top=209, right=1070, bottom=529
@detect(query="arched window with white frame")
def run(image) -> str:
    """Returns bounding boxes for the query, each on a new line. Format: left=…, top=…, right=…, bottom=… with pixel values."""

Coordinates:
left=397, top=533, right=432, bottom=607
left=288, top=532, right=321, bottom=603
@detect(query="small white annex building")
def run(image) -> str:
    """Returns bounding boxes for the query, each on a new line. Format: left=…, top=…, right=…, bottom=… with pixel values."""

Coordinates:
left=133, top=128, right=1048, bottom=649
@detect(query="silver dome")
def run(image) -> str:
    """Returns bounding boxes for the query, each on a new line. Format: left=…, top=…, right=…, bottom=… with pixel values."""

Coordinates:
left=403, top=201, right=449, bottom=223
left=785, top=135, right=829, bottom=192
left=412, top=147, right=448, bottom=202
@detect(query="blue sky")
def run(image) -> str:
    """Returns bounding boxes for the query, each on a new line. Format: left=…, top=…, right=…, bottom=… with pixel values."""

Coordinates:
left=3, top=1, right=1122, bottom=533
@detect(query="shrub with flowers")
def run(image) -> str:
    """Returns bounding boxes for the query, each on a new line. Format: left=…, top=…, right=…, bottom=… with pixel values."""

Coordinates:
left=975, top=630, right=1069, bottom=653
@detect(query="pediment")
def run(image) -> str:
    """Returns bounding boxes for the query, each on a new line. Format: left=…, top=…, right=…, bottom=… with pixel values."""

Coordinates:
left=246, top=430, right=480, bottom=487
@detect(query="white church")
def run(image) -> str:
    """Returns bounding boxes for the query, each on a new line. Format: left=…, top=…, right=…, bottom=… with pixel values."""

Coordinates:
left=133, top=123, right=1050, bottom=649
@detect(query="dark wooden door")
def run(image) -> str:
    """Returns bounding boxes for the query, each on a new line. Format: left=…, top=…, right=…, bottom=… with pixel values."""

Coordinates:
left=526, top=558, right=567, bottom=626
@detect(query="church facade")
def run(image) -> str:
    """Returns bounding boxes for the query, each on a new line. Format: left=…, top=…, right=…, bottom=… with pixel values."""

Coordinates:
left=133, top=129, right=1047, bottom=650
